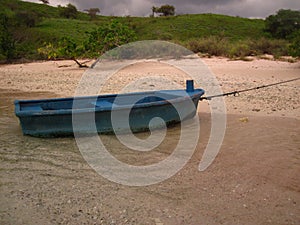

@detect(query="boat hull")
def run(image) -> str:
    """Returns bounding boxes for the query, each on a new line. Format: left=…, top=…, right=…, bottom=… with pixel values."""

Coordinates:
left=15, top=83, right=204, bottom=137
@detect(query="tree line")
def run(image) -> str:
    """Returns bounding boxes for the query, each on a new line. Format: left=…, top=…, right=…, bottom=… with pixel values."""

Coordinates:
left=39, top=0, right=100, bottom=20
left=39, top=0, right=175, bottom=17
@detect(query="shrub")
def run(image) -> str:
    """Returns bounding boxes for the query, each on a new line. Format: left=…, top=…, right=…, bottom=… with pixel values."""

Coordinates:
left=249, top=38, right=289, bottom=57
left=187, top=36, right=229, bottom=56
left=250, top=37, right=273, bottom=55
left=38, top=20, right=137, bottom=59
left=187, top=37, right=290, bottom=58
left=37, top=37, right=84, bottom=59
left=289, top=30, right=300, bottom=57
left=228, top=41, right=252, bottom=58
left=84, top=20, right=137, bottom=56
left=37, top=42, right=59, bottom=59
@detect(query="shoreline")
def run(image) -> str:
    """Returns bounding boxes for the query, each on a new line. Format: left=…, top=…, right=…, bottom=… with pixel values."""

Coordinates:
left=0, top=54, right=299, bottom=65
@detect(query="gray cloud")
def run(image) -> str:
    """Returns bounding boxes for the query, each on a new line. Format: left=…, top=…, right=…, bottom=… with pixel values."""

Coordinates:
left=24, top=0, right=300, bottom=18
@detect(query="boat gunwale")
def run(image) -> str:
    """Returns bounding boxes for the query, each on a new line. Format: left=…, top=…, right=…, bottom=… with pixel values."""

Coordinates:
left=14, top=89, right=205, bottom=117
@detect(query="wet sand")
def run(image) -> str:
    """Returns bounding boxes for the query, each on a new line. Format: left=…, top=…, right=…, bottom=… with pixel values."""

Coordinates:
left=0, top=58, right=299, bottom=224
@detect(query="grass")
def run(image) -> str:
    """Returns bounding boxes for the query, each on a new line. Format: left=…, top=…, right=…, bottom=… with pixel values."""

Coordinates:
left=132, top=14, right=265, bottom=42
left=34, top=19, right=98, bottom=43
left=0, top=0, right=292, bottom=60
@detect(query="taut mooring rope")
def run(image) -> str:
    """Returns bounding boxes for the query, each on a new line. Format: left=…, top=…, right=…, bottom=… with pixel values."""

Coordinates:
left=200, top=77, right=300, bottom=101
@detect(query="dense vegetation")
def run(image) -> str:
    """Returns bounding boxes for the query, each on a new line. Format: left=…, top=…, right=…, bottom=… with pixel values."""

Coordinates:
left=0, top=0, right=299, bottom=62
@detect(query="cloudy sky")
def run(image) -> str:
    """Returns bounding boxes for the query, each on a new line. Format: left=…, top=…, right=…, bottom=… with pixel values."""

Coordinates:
left=24, top=0, right=300, bottom=18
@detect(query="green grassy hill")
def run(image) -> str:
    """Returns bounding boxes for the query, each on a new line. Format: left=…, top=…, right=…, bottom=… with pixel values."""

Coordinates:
left=0, top=0, right=290, bottom=61
left=131, top=14, right=265, bottom=41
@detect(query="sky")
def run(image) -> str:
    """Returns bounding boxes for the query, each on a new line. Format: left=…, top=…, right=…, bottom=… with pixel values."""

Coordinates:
left=23, top=0, right=300, bottom=18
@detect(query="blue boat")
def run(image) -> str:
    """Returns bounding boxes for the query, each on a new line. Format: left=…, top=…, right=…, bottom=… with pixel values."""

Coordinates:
left=14, top=80, right=205, bottom=137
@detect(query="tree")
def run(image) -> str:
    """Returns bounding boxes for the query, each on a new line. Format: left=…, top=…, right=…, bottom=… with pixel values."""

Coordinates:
left=59, top=4, right=78, bottom=19
left=0, top=14, right=15, bottom=61
left=155, top=5, right=175, bottom=16
left=39, top=0, right=49, bottom=4
left=151, top=6, right=158, bottom=17
left=265, top=9, right=300, bottom=39
left=84, top=8, right=100, bottom=20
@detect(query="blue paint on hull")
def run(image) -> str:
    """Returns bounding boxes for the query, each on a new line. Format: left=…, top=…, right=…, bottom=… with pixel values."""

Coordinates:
left=15, top=81, right=204, bottom=137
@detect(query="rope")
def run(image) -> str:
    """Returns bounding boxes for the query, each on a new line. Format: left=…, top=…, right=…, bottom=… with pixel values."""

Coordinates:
left=200, top=77, right=300, bottom=101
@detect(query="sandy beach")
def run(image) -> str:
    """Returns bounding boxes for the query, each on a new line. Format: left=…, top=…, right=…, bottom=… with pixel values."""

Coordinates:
left=0, top=57, right=299, bottom=224
left=1, top=57, right=299, bottom=118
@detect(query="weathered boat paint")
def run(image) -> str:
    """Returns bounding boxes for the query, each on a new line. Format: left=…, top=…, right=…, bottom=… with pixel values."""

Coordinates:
left=15, top=80, right=204, bottom=137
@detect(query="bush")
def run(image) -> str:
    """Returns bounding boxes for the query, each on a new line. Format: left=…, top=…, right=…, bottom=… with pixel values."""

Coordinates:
left=84, top=20, right=137, bottom=56
left=289, top=30, right=300, bottom=57
left=37, top=42, right=59, bottom=59
left=249, top=38, right=289, bottom=57
left=250, top=37, right=273, bottom=55
left=38, top=20, right=137, bottom=59
left=186, top=37, right=290, bottom=58
left=228, top=41, right=252, bottom=58
left=37, top=37, right=84, bottom=59
left=187, top=36, right=229, bottom=56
